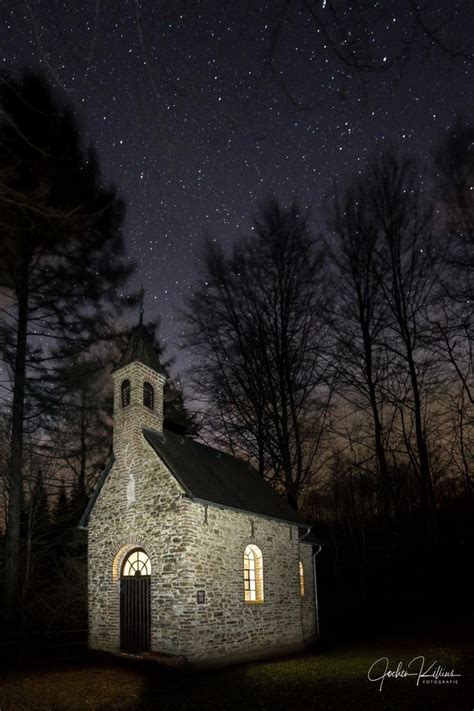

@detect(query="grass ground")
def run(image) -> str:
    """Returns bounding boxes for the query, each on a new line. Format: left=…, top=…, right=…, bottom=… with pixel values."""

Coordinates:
left=1, top=634, right=472, bottom=711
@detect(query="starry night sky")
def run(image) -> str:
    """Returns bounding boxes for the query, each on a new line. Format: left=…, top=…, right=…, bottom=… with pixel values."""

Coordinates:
left=1, top=1, right=472, bottom=378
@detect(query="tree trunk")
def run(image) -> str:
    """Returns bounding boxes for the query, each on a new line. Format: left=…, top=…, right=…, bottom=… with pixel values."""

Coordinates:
left=78, top=392, right=87, bottom=502
left=406, top=349, right=437, bottom=536
left=361, top=322, right=391, bottom=521
left=3, top=243, right=30, bottom=636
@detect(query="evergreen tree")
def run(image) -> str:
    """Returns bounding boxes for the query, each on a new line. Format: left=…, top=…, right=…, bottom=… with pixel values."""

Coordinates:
left=21, top=469, right=51, bottom=608
left=0, top=73, right=134, bottom=630
left=52, top=479, right=70, bottom=532
left=53, top=354, right=113, bottom=520
left=164, top=378, right=200, bottom=436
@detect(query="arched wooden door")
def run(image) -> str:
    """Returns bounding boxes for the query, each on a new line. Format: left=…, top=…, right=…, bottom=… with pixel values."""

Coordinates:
left=120, top=548, right=151, bottom=653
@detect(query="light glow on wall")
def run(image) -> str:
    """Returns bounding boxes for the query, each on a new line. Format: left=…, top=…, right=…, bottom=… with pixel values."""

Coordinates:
left=299, top=561, right=305, bottom=597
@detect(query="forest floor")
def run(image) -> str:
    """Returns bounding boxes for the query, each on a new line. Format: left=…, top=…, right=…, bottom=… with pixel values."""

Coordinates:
left=0, top=633, right=473, bottom=710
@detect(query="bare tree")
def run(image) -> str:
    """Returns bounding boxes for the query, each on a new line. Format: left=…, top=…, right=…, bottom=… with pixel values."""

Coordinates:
left=431, top=121, right=474, bottom=403
left=241, top=0, right=473, bottom=111
left=185, top=200, right=332, bottom=510
left=428, top=121, right=474, bottom=499
left=329, top=178, right=394, bottom=523
left=326, top=150, right=454, bottom=535
left=362, top=153, right=441, bottom=526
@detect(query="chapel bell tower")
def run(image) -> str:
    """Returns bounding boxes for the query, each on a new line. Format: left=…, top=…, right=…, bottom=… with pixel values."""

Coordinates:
left=111, top=305, right=166, bottom=455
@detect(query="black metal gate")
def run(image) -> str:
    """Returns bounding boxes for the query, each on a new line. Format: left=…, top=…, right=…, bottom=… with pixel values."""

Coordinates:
left=120, top=576, right=151, bottom=653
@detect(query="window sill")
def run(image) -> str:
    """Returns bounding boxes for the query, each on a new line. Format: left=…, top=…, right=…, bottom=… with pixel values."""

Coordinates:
left=244, top=600, right=265, bottom=605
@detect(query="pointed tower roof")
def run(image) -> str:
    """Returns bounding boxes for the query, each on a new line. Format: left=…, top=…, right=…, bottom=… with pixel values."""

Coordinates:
left=113, top=288, right=165, bottom=375
left=113, top=322, right=166, bottom=375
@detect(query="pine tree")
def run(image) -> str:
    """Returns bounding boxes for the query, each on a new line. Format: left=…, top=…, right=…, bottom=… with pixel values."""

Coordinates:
left=21, top=469, right=51, bottom=610
left=53, top=354, right=113, bottom=521
left=0, top=72, right=134, bottom=630
left=164, top=378, right=200, bottom=436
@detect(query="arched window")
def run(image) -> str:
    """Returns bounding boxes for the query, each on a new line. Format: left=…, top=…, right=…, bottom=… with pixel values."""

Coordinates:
left=122, top=548, right=151, bottom=577
left=244, top=544, right=264, bottom=602
left=299, top=561, right=305, bottom=597
left=121, top=379, right=131, bottom=407
left=143, top=381, right=154, bottom=410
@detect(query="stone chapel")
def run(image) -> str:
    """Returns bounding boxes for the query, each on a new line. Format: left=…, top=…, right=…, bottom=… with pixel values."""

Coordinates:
left=79, top=320, right=319, bottom=665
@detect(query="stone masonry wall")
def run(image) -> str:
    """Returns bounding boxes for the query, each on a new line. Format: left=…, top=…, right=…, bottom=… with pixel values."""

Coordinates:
left=172, top=501, right=317, bottom=662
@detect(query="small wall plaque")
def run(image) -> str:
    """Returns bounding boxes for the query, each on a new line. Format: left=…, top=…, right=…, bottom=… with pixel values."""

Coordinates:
left=197, top=590, right=205, bottom=604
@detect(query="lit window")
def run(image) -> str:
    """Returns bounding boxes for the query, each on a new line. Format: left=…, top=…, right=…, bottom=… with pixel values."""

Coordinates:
left=143, top=381, right=154, bottom=410
left=299, top=561, right=305, bottom=597
left=121, top=379, right=131, bottom=407
left=122, top=549, right=151, bottom=577
left=244, top=544, right=264, bottom=602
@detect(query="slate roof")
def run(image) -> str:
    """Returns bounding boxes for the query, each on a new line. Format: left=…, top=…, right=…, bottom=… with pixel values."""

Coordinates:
left=112, top=323, right=165, bottom=374
left=79, top=428, right=312, bottom=529
left=143, top=428, right=305, bottom=525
